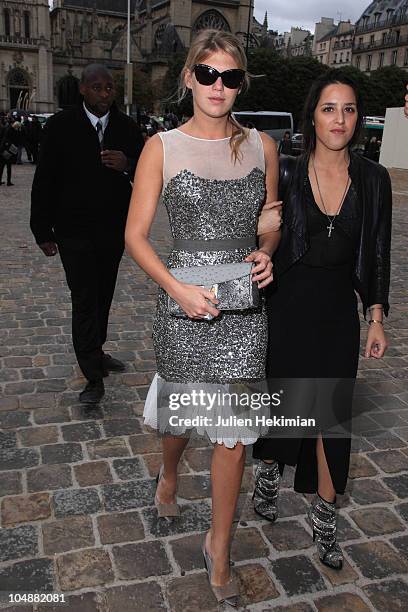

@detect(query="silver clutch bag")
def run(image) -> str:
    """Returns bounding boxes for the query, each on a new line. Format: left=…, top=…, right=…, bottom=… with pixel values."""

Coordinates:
left=167, top=261, right=259, bottom=318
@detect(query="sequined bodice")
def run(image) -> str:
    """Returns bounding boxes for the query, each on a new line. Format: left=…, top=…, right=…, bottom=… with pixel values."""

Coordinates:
left=158, top=128, right=266, bottom=240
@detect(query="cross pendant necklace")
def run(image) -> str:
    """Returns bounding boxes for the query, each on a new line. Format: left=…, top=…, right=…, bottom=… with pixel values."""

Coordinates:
left=327, top=221, right=334, bottom=237
left=311, top=155, right=350, bottom=238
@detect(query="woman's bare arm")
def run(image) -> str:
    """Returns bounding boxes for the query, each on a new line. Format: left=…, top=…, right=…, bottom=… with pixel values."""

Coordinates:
left=125, top=134, right=219, bottom=319
left=125, top=134, right=177, bottom=293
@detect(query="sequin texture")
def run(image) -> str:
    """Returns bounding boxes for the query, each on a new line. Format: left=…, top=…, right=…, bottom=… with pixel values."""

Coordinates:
left=153, top=165, right=268, bottom=384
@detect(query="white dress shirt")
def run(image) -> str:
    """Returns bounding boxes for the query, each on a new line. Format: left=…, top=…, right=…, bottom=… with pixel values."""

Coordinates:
left=83, top=101, right=110, bottom=134
left=82, top=101, right=130, bottom=175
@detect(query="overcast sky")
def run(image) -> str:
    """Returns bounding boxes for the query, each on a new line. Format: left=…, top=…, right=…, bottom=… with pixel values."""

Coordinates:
left=253, top=1, right=370, bottom=33
left=49, top=1, right=371, bottom=35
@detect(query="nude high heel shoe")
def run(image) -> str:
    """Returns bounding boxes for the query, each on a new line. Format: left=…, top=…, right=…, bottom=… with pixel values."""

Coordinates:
left=154, top=465, right=180, bottom=519
left=202, top=533, right=239, bottom=608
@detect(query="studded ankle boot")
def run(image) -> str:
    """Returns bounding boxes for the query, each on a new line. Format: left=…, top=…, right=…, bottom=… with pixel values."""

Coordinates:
left=252, top=460, right=281, bottom=522
left=308, top=493, right=343, bottom=570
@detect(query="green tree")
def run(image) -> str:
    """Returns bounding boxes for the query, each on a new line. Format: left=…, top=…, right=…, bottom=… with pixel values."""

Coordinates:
left=234, top=51, right=327, bottom=128
left=143, top=48, right=407, bottom=123
left=114, top=66, right=154, bottom=113
left=234, top=48, right=290, bottom=113
left=159, top=51, right=192, bottom=117
left=368, top=65, right=408, bottom=116
left=332, top=65, right=374, bottom=114
left=283, top=56, right=328, bottom=127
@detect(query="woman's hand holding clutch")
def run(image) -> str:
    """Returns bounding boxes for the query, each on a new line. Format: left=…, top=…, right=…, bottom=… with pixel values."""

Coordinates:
left=245, top=250, right=273, bottom=289
left=169, top=282, right=220, bottom=320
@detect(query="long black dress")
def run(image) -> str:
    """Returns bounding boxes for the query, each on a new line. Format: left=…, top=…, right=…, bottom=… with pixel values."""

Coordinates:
left=253, top=176, right=362, bottom=495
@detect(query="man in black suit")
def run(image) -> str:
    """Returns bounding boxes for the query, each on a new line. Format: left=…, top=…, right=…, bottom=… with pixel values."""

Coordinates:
left=31, top=64, right=144, bottom=403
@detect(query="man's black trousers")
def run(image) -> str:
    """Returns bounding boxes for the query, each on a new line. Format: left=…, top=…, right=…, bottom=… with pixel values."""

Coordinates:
left=57, top=234, right=124, bottom=382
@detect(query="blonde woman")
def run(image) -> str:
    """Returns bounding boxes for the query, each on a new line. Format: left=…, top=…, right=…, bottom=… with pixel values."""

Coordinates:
left=125, top=30, right=280, bottom=606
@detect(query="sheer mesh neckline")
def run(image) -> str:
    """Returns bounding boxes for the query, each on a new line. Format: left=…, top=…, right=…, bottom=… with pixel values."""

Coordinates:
left=175, top=128, right=232, bottom=142
left=159, top=127, right=265, bottom=187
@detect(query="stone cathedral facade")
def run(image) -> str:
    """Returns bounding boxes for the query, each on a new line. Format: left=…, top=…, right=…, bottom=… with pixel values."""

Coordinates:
left=0, top=0, right=265, bottom=112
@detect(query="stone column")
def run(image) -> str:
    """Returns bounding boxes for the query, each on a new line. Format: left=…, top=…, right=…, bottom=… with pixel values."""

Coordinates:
left=0, top=62, right=8, bottom=112
left=36, top=0, right=54, bottom=111
left=169, top=0, right=192, bottom=47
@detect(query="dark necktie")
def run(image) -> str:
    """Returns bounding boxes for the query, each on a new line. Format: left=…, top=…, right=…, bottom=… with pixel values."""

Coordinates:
left=96, top=120, right=104, bottom=149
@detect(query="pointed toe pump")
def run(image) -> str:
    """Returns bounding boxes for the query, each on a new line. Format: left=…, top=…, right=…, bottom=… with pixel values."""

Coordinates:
left=202, top=534, right=239, bottom=608
left=154, top=465, right=180, bottom=519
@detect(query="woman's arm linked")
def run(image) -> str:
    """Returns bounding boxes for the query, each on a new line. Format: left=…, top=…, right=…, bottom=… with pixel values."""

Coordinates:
left=246, top=132, right=281, bottom=288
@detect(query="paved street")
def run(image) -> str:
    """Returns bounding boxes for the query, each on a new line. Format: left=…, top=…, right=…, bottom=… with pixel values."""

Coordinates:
left=0, top=161, right=407, bottom=612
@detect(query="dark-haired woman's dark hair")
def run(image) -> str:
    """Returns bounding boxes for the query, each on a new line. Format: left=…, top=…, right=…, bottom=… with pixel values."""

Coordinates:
left=302, top=69, right=364, bottom=158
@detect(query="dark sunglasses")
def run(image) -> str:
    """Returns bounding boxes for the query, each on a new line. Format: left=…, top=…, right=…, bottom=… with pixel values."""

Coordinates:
left=193, top=64, right=245, bottom=89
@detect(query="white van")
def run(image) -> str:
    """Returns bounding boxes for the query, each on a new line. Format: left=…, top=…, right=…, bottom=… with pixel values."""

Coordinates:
left=233, top=111, right=294, bottom=141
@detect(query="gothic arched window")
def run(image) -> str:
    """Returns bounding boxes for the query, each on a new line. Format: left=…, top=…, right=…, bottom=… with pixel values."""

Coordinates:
left=24, top=11, right=30, bottom=39
left=4, top=8, right=11, bottom=36
left=8, top=68, right=30, bottom=109
left=193, top=10, right=230, bottom=33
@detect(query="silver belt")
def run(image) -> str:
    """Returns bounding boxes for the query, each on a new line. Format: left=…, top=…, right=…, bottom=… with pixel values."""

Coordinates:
left=172, top=237, right=256, bottom=252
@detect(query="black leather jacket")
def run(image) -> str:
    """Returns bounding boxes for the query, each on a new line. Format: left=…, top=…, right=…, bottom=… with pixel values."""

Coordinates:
left=275, top=152, right=392, bottom=318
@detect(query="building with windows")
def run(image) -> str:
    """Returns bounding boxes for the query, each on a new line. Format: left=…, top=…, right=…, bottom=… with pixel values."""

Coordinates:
left=352, top=1, right=408, bottom=73
left=274, top=27, right=312, bottom=58
left=313, top=17, right=336, bottom=64
left=0, top=0, right=265, bottom=112
left=0, top=0, right=54, bottom=112
left=330, top=22, right=354, bottom=67
left=313, top=17, right=354, bottom=67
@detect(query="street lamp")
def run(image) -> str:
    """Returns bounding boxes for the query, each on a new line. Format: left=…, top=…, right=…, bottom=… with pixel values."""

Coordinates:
left=125, top=0, right=133, bottom=116
left=245, top=0, right=252, bottom=56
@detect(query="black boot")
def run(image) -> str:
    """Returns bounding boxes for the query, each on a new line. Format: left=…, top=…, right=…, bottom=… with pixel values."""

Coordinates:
left=79, top=379, right=105, bottom=404
left=308, top=493, right=343, bottom=570
left=252, top=460, right=281, bottom=522
left=102, top=353, right=126, bottom=372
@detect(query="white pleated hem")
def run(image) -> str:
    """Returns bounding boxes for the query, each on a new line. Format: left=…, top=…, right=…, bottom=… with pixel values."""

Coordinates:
left=143, top=373, right=269, bottom=449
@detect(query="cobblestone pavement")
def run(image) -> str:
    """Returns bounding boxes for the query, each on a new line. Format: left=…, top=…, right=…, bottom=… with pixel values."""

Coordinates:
left=0, top=162, right=407, bottom=612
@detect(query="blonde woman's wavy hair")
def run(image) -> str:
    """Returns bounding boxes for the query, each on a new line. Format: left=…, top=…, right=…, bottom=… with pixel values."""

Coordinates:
left=178, top=29, right=250, bottom=163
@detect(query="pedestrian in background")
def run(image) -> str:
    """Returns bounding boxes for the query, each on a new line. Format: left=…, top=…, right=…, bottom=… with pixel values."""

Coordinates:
left=278, top=130, right=293, bottom=155
left=12, top=120, right=25, bottom=164
left=0, top=118, right=18, bottom=186
left=21, top=116, right=33, bottom=162
left=30, top=63, right=144, bottom=404
left=365, top=135, right=379, bottom=161
left=25, top=116, right=42, bottom=164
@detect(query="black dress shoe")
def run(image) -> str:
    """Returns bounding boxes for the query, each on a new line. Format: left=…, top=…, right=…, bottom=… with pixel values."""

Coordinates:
left=102, top=353, right=126, bottom=372
left=79, top=380, right=105, bottom=404
left=7, top=182, right=14, bottom=186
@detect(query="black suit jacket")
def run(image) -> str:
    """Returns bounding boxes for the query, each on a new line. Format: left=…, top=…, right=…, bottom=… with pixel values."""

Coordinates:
left=274, top=152, right=392, bottom=318
left=30, top=102, right=144, bottom=244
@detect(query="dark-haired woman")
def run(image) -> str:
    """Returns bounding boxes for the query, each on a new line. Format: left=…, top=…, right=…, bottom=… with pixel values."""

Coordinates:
left=252, top=70, right=392, bottom=570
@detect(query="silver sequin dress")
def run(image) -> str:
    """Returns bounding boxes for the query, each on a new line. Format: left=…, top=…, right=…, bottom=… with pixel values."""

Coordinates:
left=143, top=128, right=269, bottom=447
